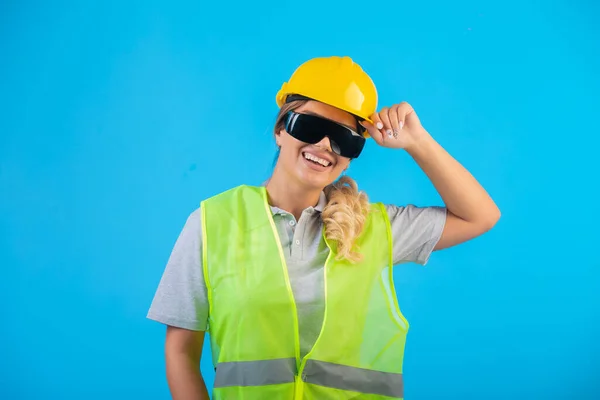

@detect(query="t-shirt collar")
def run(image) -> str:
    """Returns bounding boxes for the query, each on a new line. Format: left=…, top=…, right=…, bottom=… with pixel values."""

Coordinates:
left=269, top=191, right=327, bottom=215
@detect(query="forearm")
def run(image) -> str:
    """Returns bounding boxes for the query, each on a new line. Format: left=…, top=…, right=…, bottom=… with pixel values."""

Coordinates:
left=407, top=130, right=500, bottom=226
left=166, top=352, right=210, bottom=400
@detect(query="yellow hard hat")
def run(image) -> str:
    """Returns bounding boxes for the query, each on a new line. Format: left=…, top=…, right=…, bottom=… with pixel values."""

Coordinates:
left=276, top=56, right=378, bottom=124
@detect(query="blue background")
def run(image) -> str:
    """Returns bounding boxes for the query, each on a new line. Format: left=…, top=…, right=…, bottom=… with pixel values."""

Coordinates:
left=1, top=0, right=599, bottom=398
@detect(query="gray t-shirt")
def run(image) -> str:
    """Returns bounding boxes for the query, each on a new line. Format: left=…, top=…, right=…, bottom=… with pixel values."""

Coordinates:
left=147, top=192, right=446, bottom=359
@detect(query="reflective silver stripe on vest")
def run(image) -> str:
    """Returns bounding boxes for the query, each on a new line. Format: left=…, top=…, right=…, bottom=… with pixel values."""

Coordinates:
left=214, top=358, right=403, bottom=397
left=303, top=360, right=404, bottom=398
left=214, top=358, right=296, bottom=388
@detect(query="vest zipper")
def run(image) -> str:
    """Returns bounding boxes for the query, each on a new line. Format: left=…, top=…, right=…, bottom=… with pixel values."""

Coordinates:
left=263, top=189, right=333, bottom=398
left=261, top=189, right=303, bottom=390
left=295, top=236, right=334, bottom=398
left=294, top=374, right=304, bottom=398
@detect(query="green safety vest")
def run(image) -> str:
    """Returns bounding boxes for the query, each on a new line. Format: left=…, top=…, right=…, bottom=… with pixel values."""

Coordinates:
left=201, top=185, right=409, bottom=399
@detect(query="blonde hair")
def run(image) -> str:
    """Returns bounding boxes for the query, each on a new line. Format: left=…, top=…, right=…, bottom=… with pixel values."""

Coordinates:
left=274, top=100, right=370, bottom=263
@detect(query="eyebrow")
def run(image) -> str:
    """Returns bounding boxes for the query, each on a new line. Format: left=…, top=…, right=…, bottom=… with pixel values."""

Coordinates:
left=302, top=110, right=358, bottom=131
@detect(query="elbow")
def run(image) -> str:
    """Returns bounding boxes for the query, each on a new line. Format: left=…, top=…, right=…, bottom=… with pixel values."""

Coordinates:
left=480, top=206, right=501, bottom=232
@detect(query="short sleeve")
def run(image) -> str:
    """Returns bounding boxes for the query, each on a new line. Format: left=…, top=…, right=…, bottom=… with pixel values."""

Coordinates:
left=147, top=208, right=210, bottom=331
left=385, top=204, right=447, bottom=266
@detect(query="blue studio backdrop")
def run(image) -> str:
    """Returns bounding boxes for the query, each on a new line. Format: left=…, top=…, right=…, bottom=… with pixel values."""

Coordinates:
left=1, top=1, right=599, bottom=399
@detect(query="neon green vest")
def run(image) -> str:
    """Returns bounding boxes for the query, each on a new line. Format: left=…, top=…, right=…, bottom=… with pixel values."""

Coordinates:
left=201, top=185, right=409, bottom=399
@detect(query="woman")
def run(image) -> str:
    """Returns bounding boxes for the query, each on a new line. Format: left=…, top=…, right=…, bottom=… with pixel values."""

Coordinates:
left=148, top=56, right=500, bottom=399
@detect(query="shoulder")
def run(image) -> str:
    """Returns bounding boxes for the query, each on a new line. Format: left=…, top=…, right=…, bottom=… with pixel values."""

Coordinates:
left=201, top=185, right=264, bottom=206
left=380, top=204, right=447, bottom=265
left=187, top=207, right=202, bottom=225
left=383, top=203, right=447, bottom=222
left=366, top=202, right=445, bottom=226
left=175, top=207, right=203, bottom=241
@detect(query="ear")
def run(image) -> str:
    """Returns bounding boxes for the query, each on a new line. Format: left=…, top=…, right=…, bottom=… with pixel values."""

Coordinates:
left=275, top=128, right=285, bottom=147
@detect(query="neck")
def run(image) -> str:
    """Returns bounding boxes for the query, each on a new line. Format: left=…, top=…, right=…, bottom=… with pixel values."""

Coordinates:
left=265, top=169, right=322, bottom=221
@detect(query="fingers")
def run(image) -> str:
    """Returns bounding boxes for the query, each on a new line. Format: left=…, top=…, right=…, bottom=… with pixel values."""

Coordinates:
left=395, top=102, right=413, bottom=129
left=359, top=120, right=385, bottom=144
left=366, top=102, right=416, bottom=145
left=388, top=105, right=401, bottom=136
left=378, top=107, right=394, bottom=138
left=378, top=102, right=414, bottom=137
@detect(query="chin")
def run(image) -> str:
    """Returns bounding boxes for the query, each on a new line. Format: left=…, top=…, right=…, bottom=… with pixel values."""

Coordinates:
left=298, top=174, right=333, bottom=190
left=295, top=160, right=338, bottom=189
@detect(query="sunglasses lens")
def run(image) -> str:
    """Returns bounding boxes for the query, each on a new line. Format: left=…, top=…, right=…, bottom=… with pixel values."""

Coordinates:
left=285, top=112, right=365, bottom=158
left=330, top=140, right=341, bottom=155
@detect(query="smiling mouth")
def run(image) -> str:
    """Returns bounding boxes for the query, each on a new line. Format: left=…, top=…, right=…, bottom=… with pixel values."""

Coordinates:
left=302, top=152, right=332, bottom=167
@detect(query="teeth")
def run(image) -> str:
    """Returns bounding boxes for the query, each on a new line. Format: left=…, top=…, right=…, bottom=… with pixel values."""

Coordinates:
left=304, top=152, right=331, bottom=167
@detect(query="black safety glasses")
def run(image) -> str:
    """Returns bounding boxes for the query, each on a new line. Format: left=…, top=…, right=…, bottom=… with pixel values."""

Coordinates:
left=284, top=111, right=366, bottom=158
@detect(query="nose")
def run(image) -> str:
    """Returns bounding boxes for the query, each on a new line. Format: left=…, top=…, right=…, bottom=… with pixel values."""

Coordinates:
left=314, top=136, right=332, bottom=152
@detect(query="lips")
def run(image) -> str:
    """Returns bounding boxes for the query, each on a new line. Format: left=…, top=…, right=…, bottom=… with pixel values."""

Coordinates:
left=302, top=151, right=332, bottom=167
left=300, top=152, right=332, bottom=171
left=303, top=148, right=334, bottom=164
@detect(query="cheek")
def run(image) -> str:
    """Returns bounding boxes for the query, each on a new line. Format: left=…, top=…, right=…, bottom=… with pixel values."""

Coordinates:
left=279, top=143, right=302, bottom=168
left=335, top=158, right=351, bottom=171
left=280, top=135, right=302, bottom=155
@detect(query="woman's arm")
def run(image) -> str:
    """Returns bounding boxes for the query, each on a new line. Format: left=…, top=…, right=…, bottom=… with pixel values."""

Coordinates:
left=147, top=209, right=212, bottom=398
left=165, top=326, right=210, bottom=400
left=406, top=131, right=500, bottom=250
left=362, top=101, right=500, bottom=250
